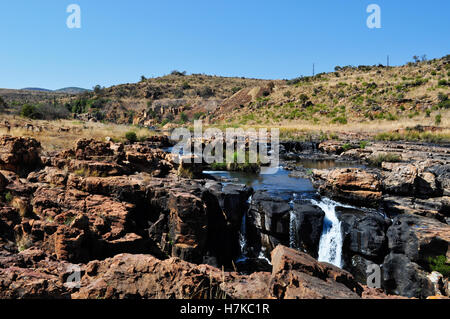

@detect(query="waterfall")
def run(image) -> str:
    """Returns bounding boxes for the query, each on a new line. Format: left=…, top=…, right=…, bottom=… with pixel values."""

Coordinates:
left=289, top=210, right=298, bottom=249
left=311, top=197, right=345, bottom=268
left=237, top=195, right=251, bottom=263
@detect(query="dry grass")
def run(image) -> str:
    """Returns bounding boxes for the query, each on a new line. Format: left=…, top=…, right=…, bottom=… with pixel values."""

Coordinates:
left=0, top=115, right=160, bottom=151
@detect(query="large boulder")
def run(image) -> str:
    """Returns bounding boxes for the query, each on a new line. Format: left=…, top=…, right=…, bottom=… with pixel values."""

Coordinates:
left=290, top=203, right=325, bottom=258
left=73, top=138, right=114, bottom=160
left=167, top=191, right=208, bottom=264
left=382, top=163, right=441, bottom=198
left=383, top=195, right=449, bottom=221
left=246, top=191, right=292, bottom=256
left=270, top=245, right=362, bottom=299
left=312, top=168, right=382, bottom=207
left=382, top=253, right=435, bottom=298
left=0, top=267, right=70, bottom=299
left=427, top=164, right=450, bottom=196
left=203, top=183, right=252, bottom=266
left=72, top=254, right=230, bottom=299
left=0, top=136, right=41, bottom=176
left=387, top=214, right=450, bottom=263
left=337, top=207, right=390, bottom=263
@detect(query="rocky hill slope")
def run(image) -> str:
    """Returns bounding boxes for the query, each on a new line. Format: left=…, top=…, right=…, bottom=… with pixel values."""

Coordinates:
left=1, top=56, right=448, bottom=128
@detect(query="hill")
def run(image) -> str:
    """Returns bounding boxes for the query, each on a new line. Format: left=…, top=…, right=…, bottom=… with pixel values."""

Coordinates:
left=1, top=56, right=449, bottom=131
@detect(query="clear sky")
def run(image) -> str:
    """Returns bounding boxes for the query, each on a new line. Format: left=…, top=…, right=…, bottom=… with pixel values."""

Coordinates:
left=0, top=0, right=449, bottom=90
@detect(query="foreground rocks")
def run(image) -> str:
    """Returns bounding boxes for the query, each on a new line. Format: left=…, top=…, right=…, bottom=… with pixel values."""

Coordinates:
left=71, top=245, right=364, bottom=299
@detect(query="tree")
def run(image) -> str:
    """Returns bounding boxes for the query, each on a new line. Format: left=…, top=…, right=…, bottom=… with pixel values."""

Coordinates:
left=141, top=75, right=147, bottom=82
left=93, top=85, right=103, bottom=95
left=20, top=104, right=38, bottom=118
left=171, top=70, right=186, bottom=76
left=412, top=55, right=420, bottom=63
left=0, top=96, right=7, bottom=108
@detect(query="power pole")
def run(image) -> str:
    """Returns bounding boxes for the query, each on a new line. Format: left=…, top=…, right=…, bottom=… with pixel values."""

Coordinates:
left=387, top=55, right=390, bottom=67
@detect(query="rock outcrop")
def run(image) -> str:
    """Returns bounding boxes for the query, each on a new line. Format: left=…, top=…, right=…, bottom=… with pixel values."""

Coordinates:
left=0, top=136, right=41, bottom=176
left=312, top=168, right=382, bottom=207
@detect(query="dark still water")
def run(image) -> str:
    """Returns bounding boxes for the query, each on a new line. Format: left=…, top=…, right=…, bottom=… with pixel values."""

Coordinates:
left=204, top=167, right=316, bottom=201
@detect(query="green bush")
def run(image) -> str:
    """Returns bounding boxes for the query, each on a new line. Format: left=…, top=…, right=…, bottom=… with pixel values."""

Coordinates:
left=231, top=86, right=242, bottom=94
left=180, top=112, right=189, bottom=123
left=368, top=153, right=402, bottom=167
left=196, top=86, right=214, bottom=98
left=125, top=131, right=137, bottom=143
left=428, top=255, right=450, bottom=278
left=20, top=104, right=38, bottom=118
left=360, top=141, right=369, bottom=149
left=435, top=114, right=442, bottom=125
left=437, top=92, right=448, bottom=102
left=342, top=143, right=352, bottom=151
left=5, top=192, right=13, bottom=203
left=331, top=116, right=348, bottom=124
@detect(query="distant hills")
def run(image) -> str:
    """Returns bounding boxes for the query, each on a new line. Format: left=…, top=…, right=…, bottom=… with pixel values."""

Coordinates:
left=21, top=87, right=90, bottom=94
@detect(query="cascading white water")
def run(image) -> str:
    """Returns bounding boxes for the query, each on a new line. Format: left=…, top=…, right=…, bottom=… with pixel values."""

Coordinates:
left=237, top=195, right=251, bottom=263
left=289, top=210, right=298, bottom=249
left=311, top=197, right=345, bottom=268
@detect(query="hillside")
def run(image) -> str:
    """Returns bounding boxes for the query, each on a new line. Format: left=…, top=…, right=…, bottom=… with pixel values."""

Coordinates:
left=213, top=55, right=450, bottom=128
left=1, top=56, right=449, bottom=131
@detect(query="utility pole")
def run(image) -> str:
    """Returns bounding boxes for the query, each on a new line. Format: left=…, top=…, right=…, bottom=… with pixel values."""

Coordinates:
left=387, top=55, right=390, bottom=67
left=313, top=63, right=315, bottom=76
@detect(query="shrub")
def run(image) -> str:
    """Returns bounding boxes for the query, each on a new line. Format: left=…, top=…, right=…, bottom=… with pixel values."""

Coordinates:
left=438, top=79, right=449, bottom=86
left=125, top=131, right=137, bottom=143
left=37, top=103, right=70, bottom=120
left=171, top=70, right=186, bottom=76
left=435, top=114, right=442, bottom=125
left=0, top=96, right=7, bottom=108
left=438, top=92, right=448, bottom=102
left=196, top=86, right=214, bottom=98
left=231, top=86, right=242, bottom=94
left=20, top=103, right=38, bottom=118
left=173, top=88, right=184, bottom=98
left=360, top=141, right=369, bottom=149
left=368, top=153, right=402, bottom=167
left=428, top=255, right=450, bottom=278
left=331, top=116, right=348, bottom=124
left=438, top=99, right=450, bottom=109
left=180, top=112, right=189, bottom=123
left=193, top=112, right=205, bottom=120
left=181, top=81, right=191, bottom=90
left=342, top=143, right=352, bottom=151
left=5, top=192, right=13, bottom=203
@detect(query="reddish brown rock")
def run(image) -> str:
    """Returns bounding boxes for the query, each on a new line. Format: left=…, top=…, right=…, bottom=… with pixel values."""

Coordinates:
left=168, top=192, right=208, bottom=264
left=0, top=136, right=41, bottom=176
left=0, top=267, right=70, bottom=299
left=270, top=245, right=362, bottom=299
left=72, top=254, right=228, bottom=299
left=73, top=138, right=114, bottom=160
left=312, top=168, right=382, bottom=207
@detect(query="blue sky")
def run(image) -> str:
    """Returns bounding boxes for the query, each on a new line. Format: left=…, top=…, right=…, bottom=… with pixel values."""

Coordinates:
left=0, top=0, right=449, bottom=90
